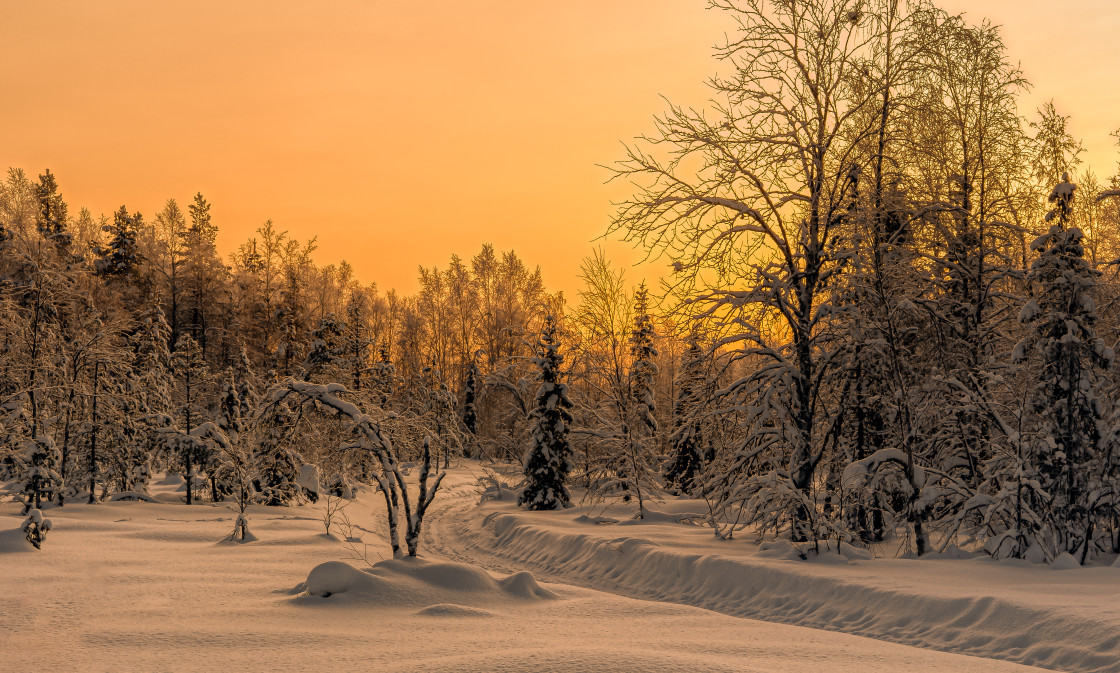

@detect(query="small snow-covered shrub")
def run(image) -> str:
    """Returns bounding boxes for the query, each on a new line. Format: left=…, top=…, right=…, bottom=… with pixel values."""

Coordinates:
left=21, top=508, right=52, bottom=549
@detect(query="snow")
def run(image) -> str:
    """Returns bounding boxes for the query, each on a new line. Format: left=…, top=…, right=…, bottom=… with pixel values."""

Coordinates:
left=297, top=556, right=554, bottom=604
left=0, top=465, right=1111, bottom=672
left=1051, top=552, right=1082, bottom=570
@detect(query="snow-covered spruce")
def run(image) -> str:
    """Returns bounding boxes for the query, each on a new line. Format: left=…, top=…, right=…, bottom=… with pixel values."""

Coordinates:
left=462, top=361, right=479, bottom=436
left=170, top=332, right=208, bottom=505
left=1009, top=174, right=1114, bottom=562
left=664, top=326, right=708, bottom=496
left=615, top=283, right=662, bottom=518
left=251, top=396, right=305, bottom=506
left=19, top=436, right=62, bottom=513
left=519, top=316, right=574, bottom=511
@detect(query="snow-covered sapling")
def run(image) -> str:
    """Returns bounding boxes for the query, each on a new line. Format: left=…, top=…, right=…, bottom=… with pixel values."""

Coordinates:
left=22, top=508, right=53, bottom=549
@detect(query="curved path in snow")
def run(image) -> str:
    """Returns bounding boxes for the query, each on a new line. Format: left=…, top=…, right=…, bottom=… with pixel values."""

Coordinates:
left=422, top=479, right=1120, bottom=673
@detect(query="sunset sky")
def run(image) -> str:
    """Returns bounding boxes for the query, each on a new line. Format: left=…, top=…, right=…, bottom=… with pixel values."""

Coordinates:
left=4, top=0, right=1118, bottom=298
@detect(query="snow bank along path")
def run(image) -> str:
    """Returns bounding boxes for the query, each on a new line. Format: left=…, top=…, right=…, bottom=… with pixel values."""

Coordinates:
left=423, top=478, right=1120, bottom=673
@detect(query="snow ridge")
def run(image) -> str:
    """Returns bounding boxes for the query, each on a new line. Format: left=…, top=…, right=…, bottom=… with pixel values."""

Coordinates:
left=474, top=510, right=1119, bottom=673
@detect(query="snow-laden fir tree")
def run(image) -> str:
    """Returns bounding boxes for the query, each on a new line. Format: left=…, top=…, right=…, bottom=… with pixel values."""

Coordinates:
left=519, top=315, right=574, bottom=511
left=34, top=169, right=71, bottom=251
left=617, top=283, right=661, bottom=517
left=131, top=305, right=174, bottom=472
left=94, top=206, right=142, bottom=277
left=462, top=361, right=480, bottom=436
left=342, top=292, right=374, bottom=391
left=19, top=436, right=62, bottom=513
left=303, top=313, right=343, bottom=382
left=252, top=395, right=304, bottom=506
left=372, top=342, right=396, bottom=410
left=205, top=368, right=244, bottom=501
left=234, top=343, right=257, bottom=420
left=103, top=370, right=149, bottom=495
left=1013, top=173, right=1114, bottom=561
left=170, top=332, right=208, bottom=504
left=0, top=393, right=30, bottom=480
left=664, top=326, right=707, bottom=496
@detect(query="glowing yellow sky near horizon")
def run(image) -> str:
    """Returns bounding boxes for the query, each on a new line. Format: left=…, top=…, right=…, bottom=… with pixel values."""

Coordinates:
left=3, top=1, right=1118, bottom=299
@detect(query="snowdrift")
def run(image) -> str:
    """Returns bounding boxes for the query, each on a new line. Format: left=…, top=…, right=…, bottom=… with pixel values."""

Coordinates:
left=297, top=557, right=554, bottom=615
left=479, top=510, right=1120, bottom=673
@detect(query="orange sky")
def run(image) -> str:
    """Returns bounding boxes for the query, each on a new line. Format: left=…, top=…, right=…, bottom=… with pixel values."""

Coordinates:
left=3, top=1, right=1118, bottom=299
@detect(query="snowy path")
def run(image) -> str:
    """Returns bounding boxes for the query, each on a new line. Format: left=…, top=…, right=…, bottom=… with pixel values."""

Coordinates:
left=422, top=471, right=1120, bottom=673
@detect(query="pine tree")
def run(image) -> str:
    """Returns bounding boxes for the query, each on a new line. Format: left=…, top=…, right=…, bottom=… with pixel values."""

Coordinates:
left=303, top=313, right=343, bottom=381
left=182, top=192, right=220, bottom=355
left=0, top=394, right=30, bottom=481
left=34, top=169, right=71, bottom=251
left=234, top=343, right=257, bottom=419
left=95, top=206, right=142, bottom=277
left=131, top=305, right=173, bottom=477
left=252, top=397, right=303, bottom=506
left=462, top=361, right=480, bottom=435
left=519, top=316, right=574, bottom=511
left=208, top=368, right=244, bottom=501
left=1015, top=173, right=1114, bottom=561
left=170, top=333, right=208, bottom=504
left=372, top=342, right=396, bottom=410
left=665, top=326, right=706, bottom=495
left=341, top=292, right=373, bottom=391
left=618, top=283, right=660, bottom=517
left=19, top=436, right=62, bottom=513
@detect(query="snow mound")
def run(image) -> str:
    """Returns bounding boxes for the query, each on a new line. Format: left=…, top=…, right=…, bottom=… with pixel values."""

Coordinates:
left=414, top=603, right=494, bottom=617
left=1051, top=552, right=1081, bottom=570
left=298, top=557, right=555, bottom=606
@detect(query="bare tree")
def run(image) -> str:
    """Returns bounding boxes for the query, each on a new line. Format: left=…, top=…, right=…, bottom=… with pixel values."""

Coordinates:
left=609, top=0, right=893, bottom=541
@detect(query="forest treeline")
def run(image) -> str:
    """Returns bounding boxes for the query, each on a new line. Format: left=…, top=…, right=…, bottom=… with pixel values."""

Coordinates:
left=4, top=0, right=1120, bottom=563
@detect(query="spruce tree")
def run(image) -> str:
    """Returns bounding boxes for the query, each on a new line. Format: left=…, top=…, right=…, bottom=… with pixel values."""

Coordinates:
left=462, top=361, right=480, bottom=435
left=665, top=327, right=706, bottom=495
left=303, top=313, right=343, bottom=381
left=1015, top=173, right=1114, bottom=560
left=342, top=293, right=373, bottom=391
left=519, top=316, right=574, bottom=511
left=372, top=343, right=396, bottom=410
left=132, top=305, right=173, bottom=473
left=34, top=169, right=71, bottom=251
left=619, top=283, right=660, bottom=517
left=234, top=343, right=257, bottom=420
left=209, top=368, right=244, bottom=501
left=95, top=206, right=142, bottom=277
left=19, top=436, right=62, bottom=513
left=252, top=397, right=303, bottom=506
left=170, top=333, right=208, bottom=504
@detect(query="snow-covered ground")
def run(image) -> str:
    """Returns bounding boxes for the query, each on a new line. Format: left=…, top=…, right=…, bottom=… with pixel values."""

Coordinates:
left=1, top=466, right=1114, bottom=672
